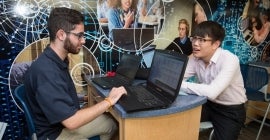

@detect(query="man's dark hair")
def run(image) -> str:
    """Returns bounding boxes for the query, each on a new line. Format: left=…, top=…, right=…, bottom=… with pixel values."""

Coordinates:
left=192, top=20, right=225, bottom=43
left=47, top=7, right=84, bottom=41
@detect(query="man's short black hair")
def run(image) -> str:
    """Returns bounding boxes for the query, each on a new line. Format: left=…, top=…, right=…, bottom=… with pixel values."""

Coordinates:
left=47, top=7, right=84, bottom=41
left=192, top=20, right=225, bottom=43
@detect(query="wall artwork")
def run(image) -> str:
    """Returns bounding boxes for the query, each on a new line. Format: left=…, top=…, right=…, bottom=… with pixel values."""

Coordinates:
left=0, top=0, right=269, bottom=139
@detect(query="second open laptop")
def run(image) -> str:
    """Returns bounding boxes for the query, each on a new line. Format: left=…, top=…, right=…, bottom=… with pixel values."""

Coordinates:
left=91, top=53, right=142, bottom=89
left=112, top=28, right=154, bottom=50
left=118, top=49, right=188, bottom=112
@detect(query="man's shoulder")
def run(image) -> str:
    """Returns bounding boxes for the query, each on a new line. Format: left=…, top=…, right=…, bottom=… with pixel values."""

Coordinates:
left=218, top=49, right=239, bottom=64
left=221, top=49, right=238, bottom=58
left=173, top=37, right=180, bottom=42
left=31, top=52, right=55, bottom=71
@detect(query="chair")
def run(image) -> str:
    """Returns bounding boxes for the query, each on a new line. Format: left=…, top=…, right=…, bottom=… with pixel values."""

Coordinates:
left=14, top=85, right=100, bottom=140
left=14, top=84, right=37, bottom=140
left=240, top=64, right=270, bottom=140
left=200, top=121, right=214, bottom=140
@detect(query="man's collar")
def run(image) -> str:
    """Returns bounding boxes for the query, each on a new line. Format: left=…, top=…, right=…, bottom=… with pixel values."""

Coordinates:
left=210, top=48, right=221, bottom=64
left=180, top=36, right=187, bottom=44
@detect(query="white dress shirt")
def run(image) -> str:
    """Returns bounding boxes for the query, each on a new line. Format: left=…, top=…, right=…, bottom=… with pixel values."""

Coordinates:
left=181, top=48, right=247, bottom=105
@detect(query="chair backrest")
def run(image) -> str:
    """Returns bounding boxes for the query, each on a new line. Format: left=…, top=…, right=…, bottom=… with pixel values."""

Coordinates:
left=14, top=85, right=37, bottom=140
left=240, top=64, right=269, bottom=91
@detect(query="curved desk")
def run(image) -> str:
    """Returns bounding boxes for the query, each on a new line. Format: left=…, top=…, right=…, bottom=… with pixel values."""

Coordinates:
left=87, top=80, right=207, bottom=140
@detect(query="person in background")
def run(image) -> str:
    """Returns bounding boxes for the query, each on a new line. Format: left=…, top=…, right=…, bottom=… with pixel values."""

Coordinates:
left=165, top=19, right=192, bottom=56
left=150, top=0, right=163, bottom=17
left=137, top=0, right=162, bottom=17
left=107, top=0, right=139, bottom=40
left=252, top=9, right=270, bottom=44
left=24, top=7, right=127, bottom=140
left=137, top=0, right=147, bottom=17
left=193, top=2, right=207, bottom=25
left=180, top=21, right=247, bottom=140
left=97, top=0, right=109, bottom=23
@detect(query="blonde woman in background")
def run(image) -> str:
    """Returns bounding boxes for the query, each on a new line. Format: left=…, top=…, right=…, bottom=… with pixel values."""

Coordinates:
left=107, top=0, right=139, bottom=40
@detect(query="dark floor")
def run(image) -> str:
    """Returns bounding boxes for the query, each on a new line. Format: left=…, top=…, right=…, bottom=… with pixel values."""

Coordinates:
left=199, top=121, right=270, bottom=140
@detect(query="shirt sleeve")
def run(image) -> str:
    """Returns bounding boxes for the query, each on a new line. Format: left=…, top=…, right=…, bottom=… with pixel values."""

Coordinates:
left=97, top=3, right=101, bottom=19
left=35, top=68, right=78, bottom=124
left=182, top=56, right=197, bottom=81
left=181, top=54, right=240, bottom=100
left=107, top=8, right=123, bottom=39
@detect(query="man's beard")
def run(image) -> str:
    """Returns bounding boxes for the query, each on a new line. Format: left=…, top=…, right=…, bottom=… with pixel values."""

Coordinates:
left=64, top=37, right=80, bottom=54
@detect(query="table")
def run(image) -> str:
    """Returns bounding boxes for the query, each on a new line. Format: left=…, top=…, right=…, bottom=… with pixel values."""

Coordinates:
left=99, top=22, right=108, bottom=27
left=138, top=16, right=160, bottom=26
left=138, top=16, right=164, bottom=34
left=85, top=77, right=207, bottom=140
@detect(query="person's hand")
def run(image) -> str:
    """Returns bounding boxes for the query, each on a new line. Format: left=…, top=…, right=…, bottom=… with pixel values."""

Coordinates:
left=124, top=10, right=134, bottom=27
left=142, top=0, right=147, bottom=5
left=107, top=86, right=127, bottom=105
left=140, top=0, right=148, bottom=16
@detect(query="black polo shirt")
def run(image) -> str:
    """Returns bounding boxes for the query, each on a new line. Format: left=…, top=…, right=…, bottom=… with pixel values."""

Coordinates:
left=24, top=46, right=80, bottom=139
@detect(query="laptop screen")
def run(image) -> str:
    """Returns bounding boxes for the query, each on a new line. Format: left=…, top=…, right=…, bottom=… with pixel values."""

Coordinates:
left=116, top=53, right=141, bottom=79
left=112, top=28, right=154, bottom=50
left=147, top=50, right=188, bottom=101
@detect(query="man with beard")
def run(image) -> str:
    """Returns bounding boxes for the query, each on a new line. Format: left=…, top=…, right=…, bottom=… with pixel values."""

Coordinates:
left=24, top=7, right=127, bottom=140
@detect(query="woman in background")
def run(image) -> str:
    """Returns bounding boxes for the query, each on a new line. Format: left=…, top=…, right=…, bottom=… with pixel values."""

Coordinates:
left=107, top=0, right=139, bottom=40
left=97, top=0, right=109, bottom=23
left=252, top=10, right=270, bottom=44
left=193, top=2, right=207, bottom=25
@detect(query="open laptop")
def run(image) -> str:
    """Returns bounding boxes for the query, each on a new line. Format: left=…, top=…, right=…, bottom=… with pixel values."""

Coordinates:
left=112, top=28, right=154, bottom=51
left=118, top=49, right=188, bottom=112
left=91, top=53, right=142, bottom=89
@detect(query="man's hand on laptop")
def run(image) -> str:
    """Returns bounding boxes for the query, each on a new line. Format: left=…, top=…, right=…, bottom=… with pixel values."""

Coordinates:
left=107, top=86, right=127, bottom=105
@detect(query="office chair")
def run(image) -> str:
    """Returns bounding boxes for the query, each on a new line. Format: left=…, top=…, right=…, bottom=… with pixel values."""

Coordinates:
left=200, top=121, right=214, bottom=140
left=240, top=64, right=270, bottom=140
left=14, top=84, right=37, bottom=140
left=14, top=85, right=100, bottom=140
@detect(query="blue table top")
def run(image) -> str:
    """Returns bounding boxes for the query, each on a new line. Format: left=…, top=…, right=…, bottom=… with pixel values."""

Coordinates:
left=91, top=81, right=207, bottom=118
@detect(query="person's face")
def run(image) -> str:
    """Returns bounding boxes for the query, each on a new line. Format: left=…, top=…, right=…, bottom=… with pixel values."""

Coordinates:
left=121, top=0, right=132, bottom=11
left=253, top=0, right=260, bottom=7
left=261, top=13, right=269, bottom=23
left=194, top=4, right=207, bottom=24
left=191, top=35, right=219, bottom=62
left=64, top=23, right=85, bottom=54
left=178, top=23, right=187, bottom=39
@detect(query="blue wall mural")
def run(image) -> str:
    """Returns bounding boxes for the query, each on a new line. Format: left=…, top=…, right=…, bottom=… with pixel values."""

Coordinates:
left=1, top=0, right=269, bottom=139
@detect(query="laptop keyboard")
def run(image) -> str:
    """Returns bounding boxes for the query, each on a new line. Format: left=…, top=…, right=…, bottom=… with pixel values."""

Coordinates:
left=126, top=86, right=162, bottom=106
left=104, top=75, right=128, bottom=85
left=93, top=75, right=130, bottom=88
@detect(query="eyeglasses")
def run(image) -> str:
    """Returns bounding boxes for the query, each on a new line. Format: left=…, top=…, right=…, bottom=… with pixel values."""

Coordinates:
left=190, top=36, right=212, bottom=44
left=178, top=27, right=186, bottom=31
left=66, top=31, right=85, bottom=40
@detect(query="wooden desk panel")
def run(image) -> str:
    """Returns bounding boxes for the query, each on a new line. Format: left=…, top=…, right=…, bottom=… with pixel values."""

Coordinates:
left=119, top=106, right=201, bottom=140
left=87, top=84, right=203, bottom=140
